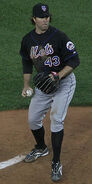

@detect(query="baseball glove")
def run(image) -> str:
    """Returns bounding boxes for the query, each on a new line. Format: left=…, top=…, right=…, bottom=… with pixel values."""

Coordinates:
left=33, top=72, right=60, bottom=94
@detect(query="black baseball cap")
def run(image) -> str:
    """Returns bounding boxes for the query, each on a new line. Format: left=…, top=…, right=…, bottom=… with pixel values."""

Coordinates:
left=32, top=3, right=51, bottom=18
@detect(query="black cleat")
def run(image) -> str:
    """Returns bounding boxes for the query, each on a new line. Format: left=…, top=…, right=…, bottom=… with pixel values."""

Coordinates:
left=51, top=161, right=62, bottom=182
left=24, top=145, right=49, bottom=163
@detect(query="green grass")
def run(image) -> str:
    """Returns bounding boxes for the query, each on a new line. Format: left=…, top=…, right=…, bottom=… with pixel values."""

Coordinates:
left=0, top=0, right=92, bottom=110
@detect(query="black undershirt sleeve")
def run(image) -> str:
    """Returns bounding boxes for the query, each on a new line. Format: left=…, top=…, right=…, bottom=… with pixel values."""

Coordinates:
left=20, top=37, right=33, bottom=74
left=22, top=59, right=33, bottom=74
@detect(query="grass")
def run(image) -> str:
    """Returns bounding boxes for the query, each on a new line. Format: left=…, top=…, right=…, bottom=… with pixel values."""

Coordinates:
left=0, top=0, right=92, bottom=110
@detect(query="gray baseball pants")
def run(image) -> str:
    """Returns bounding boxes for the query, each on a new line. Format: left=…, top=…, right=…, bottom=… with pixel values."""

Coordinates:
left=28, top=72, right=76, bottom=132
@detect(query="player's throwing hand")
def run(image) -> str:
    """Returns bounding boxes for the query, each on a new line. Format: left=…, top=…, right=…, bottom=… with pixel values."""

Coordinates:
left=22, top=87, right=33, bottom=97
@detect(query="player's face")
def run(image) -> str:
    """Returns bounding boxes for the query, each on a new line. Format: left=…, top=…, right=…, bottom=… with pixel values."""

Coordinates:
left=33, top=17, right=50, bottom=34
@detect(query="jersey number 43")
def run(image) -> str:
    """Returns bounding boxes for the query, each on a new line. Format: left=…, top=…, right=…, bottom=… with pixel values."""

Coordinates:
left=44, top=56, right=60, bottom=67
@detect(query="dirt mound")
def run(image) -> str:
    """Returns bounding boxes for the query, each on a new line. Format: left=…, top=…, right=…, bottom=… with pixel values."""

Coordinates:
left=0, top=107, right=92, bottom=184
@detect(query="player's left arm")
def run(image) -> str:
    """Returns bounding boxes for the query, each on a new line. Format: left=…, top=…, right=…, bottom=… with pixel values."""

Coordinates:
left=58, top=31, right=80, bottom=80
left=58, top=54, right=80, bottom=80
left=58, top=65, right=73, bottom=80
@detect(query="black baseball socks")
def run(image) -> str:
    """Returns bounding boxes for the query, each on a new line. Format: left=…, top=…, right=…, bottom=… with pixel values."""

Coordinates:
left=51, top=129, right=64, bottom=163
left=31, top=126, right=47, bottom=149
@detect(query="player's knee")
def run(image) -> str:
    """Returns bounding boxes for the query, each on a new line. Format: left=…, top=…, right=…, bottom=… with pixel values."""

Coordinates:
left=50, top=113, right=64, bottom=132
left=50, top=112, right=61, bottom=124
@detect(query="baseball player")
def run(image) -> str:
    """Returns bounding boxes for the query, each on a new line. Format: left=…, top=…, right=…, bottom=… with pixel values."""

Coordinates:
left=20, top=3, right=80, bottom=182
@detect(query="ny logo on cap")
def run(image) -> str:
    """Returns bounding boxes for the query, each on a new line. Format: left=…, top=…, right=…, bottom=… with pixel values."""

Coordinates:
left=41, top=6, right=46, bottom=12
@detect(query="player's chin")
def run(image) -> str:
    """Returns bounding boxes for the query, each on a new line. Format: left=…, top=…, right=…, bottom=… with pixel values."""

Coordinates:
left=42, top=24, right=49, bottom=30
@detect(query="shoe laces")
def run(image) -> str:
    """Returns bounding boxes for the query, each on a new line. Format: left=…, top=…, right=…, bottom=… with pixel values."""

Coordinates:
left=52, top=161, right=60, bottom=173
left=30, top=145, right=43, bottom=155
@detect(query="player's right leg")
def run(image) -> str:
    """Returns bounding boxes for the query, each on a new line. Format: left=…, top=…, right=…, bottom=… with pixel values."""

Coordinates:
left=24, top=88, right=52, bottom=162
